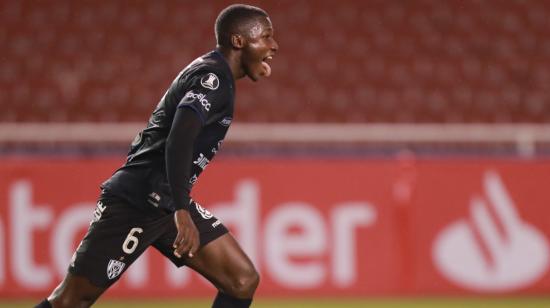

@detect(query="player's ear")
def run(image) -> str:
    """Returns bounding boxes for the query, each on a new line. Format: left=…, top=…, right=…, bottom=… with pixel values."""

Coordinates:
left=231, top=34, right=245, bottom=49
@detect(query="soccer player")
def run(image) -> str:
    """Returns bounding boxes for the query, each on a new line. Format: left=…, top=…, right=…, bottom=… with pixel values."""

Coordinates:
left=35, top=4, right=278, bottom=308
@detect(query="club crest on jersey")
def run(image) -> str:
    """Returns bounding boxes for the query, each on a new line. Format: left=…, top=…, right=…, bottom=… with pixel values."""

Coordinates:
left=107, top=259, right=125, bottom=280
left=195, top=202, right=213, bottom=219
left=201, top=73, right=219, bottom=90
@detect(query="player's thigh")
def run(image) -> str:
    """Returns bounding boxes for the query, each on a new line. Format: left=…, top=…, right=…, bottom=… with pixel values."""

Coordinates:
left=68, top=200, right=172, bottom=289
left=185, top=232, right=258, bottom=290
left=153, top=200, right=229, bottom=260
left=153, top=201, right=257, bottom=291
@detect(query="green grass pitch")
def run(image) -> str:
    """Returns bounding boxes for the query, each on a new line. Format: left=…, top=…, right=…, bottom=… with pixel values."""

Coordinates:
left=3, top=297, right=550, bottom=308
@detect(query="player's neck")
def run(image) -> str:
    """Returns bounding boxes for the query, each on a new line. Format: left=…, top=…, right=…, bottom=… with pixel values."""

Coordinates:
left=216, top=46, right=246, bottom=80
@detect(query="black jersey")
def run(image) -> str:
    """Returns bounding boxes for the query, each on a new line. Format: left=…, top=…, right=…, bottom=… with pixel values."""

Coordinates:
left=101, top=50, right=235, bottom=212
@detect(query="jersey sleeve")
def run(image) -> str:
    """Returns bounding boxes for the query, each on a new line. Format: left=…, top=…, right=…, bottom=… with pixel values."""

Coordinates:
left=177, top=71, right=230, bottom=125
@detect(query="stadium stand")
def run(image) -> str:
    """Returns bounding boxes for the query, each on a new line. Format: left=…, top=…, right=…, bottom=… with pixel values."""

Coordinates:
left=1, top=0, right=550, bottom=123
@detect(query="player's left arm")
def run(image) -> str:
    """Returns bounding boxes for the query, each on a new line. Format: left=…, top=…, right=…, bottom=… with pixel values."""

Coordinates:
left=166, top=70, right=230, bottom=258
left=166, top=107, right=202, bottom=257
left=167, top=70, right=230, bottom=210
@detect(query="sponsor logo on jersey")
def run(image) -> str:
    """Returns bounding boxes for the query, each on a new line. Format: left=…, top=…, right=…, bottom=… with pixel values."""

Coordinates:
left=92, top=200, right=107, bottom=223
left=195, top=202, right=213, bottom=219
left=189, top=174, right=198, bottom=185
left=107, top=259, right=126, bottom=280
left=201, top=73, right=219, bottom=90
left=185, top=91, right=211, bottom=112
left=147, top=192, right=161, bottom=207
left=193, top=153, right=209, bottom=170
left=218, top=117, right=232, bottom=127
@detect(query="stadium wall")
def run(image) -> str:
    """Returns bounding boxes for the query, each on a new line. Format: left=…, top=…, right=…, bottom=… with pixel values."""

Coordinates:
left=0, top=157, right=549, bottom=298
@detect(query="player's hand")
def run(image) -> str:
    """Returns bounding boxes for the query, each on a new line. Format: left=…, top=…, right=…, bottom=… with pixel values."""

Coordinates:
left=173, top=209, right=199, bottom=258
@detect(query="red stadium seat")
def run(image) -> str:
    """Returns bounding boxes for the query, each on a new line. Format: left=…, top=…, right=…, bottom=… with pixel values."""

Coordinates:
left=1, top=0, right=550, bottom=123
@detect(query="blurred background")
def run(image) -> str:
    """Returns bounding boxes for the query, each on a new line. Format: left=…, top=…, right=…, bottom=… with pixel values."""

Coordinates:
left=1, top=0, right=550, bottom=307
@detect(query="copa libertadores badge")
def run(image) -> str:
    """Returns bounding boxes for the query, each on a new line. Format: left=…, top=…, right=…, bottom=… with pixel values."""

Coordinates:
left=107, top=259, right=126, bottom=280
left=201, top=73, right=219, bottom=90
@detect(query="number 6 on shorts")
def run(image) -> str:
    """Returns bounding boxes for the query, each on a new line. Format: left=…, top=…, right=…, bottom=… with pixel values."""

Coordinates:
left=122, top=227, right=143, bottom=254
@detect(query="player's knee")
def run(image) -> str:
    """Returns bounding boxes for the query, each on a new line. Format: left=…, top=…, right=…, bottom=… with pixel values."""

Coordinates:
left=50, top=295, right=95, bottom=308
left=225, top=266, right=260, bottom=298
left=243, top=267, right=260, bottom=293
left=49, top=281, right=101, bottom=308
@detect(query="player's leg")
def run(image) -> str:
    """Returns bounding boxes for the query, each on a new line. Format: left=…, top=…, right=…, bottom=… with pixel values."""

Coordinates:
left=156, top=232, right=259, bottom=308
left=35, top=273, right=106, bottom=308
left=185, top=233, right=259, bottom=307
left=36, top=200, right=170, bottom=308
left=154, top=201, right=258, bottom=308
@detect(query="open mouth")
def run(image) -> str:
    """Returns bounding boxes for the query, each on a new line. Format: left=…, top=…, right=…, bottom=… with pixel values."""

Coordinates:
left=261, top=55, right=273, bottom=77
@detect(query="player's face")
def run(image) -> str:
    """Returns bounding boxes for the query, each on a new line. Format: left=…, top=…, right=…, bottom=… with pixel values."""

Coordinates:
left=241, top=17, right=278, bottom=82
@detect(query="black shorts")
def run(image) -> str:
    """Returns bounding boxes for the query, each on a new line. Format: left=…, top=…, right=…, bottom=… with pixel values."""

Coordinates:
left=68, top=198, right=228, bottom=288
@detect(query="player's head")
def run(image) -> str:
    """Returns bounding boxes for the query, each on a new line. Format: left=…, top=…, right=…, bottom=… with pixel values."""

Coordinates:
left=215, top=4, right=278, bottom=81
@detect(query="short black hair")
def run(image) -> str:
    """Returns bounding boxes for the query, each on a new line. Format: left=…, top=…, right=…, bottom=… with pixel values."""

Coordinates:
left=215, top=4, right=269, bottom=47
